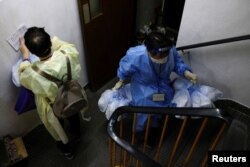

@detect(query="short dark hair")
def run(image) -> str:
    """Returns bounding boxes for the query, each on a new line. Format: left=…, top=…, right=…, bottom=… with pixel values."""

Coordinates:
left=24, top=27, right=52, bottom=57
left=144, top=31, right=172, bottom=54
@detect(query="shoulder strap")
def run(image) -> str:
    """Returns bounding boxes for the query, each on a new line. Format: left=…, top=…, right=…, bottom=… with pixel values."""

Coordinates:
left=32, top=65, right=62, bottom=86
left=32, top=50, right=71, bottom=85
left=60, top=50, right=72, bottom=81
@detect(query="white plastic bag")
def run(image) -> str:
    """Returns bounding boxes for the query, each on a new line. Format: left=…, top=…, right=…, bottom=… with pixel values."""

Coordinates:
left=172, top=88, right=191, bottom=107
left=98, top=89, right=116, bottom=113
left=172, top=78, right=223, bottom=120
left=105, top=100, right=119, bottom=120
left=198, top=85, right=223, bottom=101
left=191, top=90, right=212, bottom=107
left=173, top=77, right=192, bottom=91
left=172, top=88, right=192, bottom=119
left=98, top=84, right=132, bottom=120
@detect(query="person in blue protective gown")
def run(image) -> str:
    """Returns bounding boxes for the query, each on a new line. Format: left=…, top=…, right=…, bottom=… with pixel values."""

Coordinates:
left=18, top=27, right=84, bottom=159
left=113, top=31, right=197, bottom=133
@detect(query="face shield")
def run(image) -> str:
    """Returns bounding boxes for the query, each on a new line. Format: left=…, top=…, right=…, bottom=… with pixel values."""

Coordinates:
left=150, top=46, right=171, bottom=58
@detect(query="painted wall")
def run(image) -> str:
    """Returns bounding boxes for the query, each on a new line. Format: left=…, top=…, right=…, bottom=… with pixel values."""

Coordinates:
left=177, top=0, right=250, bottom=106
left=0, top=0, right=88, bottom=137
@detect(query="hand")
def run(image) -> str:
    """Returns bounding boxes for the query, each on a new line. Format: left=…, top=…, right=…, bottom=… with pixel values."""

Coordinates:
left=184, top=71, right=197, bottom=84
left=112, top=80, right=124, bottom=90
left=19, top=37, right=30, bottom=59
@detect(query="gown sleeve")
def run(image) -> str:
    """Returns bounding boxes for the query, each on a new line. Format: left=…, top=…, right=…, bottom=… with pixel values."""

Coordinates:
left=18, top=61, right=58, bottom=101
left=172, top=47, right=192, bottom=76
left=117, top=47, right=139, bottom=81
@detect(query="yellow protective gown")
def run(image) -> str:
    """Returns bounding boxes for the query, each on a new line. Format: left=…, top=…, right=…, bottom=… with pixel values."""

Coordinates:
left=19, top=37, right=81, bottom=144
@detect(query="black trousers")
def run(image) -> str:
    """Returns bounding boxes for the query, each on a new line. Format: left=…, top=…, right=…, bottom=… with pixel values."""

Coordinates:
left=56, top=113, right=81, bottom=153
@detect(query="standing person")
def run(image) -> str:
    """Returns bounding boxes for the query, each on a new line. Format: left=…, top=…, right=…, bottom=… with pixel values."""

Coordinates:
left=113, top=31, right=197, bottom=132
left=19, top=27, right=82, bottom=159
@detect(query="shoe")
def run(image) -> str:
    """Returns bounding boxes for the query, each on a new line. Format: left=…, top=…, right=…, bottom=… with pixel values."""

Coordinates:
left=63, top=151, right=74, bottom=160
left=62, top=151, right=75, bottom=160
left=57, top=142, right=75, bottom=160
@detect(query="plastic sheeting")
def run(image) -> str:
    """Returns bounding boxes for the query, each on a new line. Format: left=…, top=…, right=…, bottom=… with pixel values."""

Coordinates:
left=172, top=78, right=223, bottom=107
left=173, top=79, right=223, bottom=120
left=99, top=78, right=223, bottom=120
left=98, top=84, right=132, bottom=120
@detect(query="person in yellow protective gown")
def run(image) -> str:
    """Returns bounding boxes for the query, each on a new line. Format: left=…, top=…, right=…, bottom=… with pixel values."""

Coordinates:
left=18, top=27, right=82, bottom=159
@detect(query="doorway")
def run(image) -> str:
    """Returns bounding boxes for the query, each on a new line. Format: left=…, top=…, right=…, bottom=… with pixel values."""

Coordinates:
left=164, top=0, right=185, bottom=31
left=78, top=0, right=137, bottom=91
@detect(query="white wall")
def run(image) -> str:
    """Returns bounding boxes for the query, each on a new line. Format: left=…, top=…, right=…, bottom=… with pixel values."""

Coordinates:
left=177, top=0, right=250, bottom=106
left=0, top=0, right=88, bottom=137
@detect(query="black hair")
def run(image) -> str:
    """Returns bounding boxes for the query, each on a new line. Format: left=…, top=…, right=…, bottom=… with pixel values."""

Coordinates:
left=24, top=27, right=52, bottom=57
left=144, top=31, right=172, bottom=55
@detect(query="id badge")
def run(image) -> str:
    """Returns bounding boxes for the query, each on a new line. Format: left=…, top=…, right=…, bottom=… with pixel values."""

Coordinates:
left=152, top=93, right=165, bottom=101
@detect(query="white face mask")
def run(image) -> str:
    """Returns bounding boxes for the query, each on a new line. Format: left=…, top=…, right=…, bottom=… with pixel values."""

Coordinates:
left=150, top=56, right=167, bottom=64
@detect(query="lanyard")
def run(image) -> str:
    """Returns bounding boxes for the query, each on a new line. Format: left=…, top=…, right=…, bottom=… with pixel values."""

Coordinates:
left=148, top=56, right=165, bottom=93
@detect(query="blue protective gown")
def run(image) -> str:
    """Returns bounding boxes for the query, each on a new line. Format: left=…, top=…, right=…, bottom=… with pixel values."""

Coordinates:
left=117, top=45, right=192, bottom=131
